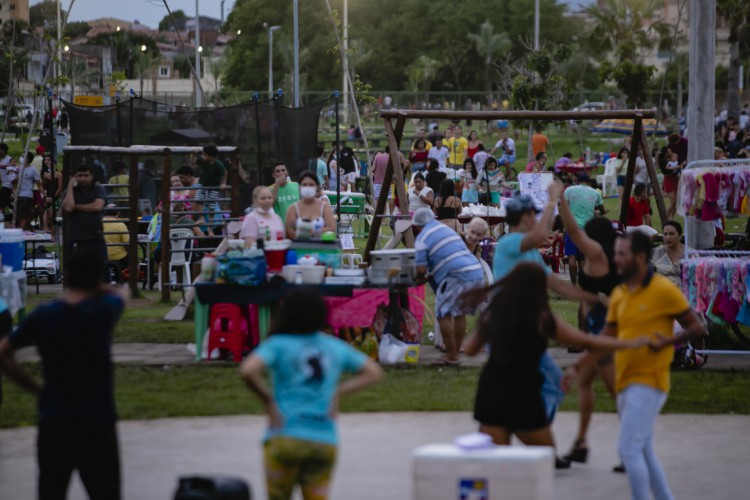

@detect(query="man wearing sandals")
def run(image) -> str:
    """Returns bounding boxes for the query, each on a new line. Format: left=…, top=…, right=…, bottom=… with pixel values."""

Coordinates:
left=412, top=208, right=484, bottom=366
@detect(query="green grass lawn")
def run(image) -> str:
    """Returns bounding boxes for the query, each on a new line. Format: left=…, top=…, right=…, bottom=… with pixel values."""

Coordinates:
left=2, top=364, right=748, bottom=428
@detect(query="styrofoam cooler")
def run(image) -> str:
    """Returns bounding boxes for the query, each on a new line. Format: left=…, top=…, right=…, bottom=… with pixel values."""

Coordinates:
left=413, top=444, right=553, bottom=500
left=0, top=229, right=25, bottom=271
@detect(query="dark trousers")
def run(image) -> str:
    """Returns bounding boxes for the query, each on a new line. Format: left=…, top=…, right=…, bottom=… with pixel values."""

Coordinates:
left=63, top=239, right=107, bottom=282
left=37, top=421, right=121, bottom=500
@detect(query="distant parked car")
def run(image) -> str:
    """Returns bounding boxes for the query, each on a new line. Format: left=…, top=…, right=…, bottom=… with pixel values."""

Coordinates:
left=571, top=102, right=606, bottom=112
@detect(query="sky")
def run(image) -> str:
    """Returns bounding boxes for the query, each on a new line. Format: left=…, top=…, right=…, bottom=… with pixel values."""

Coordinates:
left=32, top=0, right=238, bottom=29
left=35, top=0, right=591, bottom=30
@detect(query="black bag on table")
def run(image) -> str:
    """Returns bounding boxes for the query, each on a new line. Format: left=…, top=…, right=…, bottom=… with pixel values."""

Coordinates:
left=174, top=476, right=252, bottom=500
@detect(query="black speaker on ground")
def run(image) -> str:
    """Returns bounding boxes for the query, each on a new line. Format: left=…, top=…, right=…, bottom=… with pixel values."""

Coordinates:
left=173, top=475, right=252, bottom=500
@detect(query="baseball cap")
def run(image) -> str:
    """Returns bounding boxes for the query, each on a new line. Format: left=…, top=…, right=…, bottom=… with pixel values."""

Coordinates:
left=505, top=191, right=541, bottom=215
left=35, top=145, right=45, bottom=154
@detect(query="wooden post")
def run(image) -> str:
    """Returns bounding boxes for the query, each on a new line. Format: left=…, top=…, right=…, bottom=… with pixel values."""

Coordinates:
left=639, top=129, right=668, bottom=224
left=127, top=155, right=141, bottom=297
left=230, top=151, right=240, bottom=218
left=618, top=117, right=643, bottom=225
left=160, top=150, right=172, bottom=303
left=384, top=118, right=413, bottom=248
left=363, top=115, right=408, bottom=261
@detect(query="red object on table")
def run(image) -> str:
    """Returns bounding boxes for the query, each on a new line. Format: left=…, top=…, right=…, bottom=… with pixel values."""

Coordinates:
left=264, top=249, right=287, bottom=272
left=324, top=286, right=426, bottom=332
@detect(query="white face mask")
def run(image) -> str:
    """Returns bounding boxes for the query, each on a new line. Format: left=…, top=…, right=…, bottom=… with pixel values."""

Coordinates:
left=255, top=207, right=272, bottom=215
left=300, top=186, right=317, bottom=199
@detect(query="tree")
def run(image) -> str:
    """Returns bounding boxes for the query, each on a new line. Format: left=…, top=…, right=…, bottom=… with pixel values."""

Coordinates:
left=87, top=31, right=160, bottom=78
left=468, top=21, right=511, bottom=105
left=29, top=0, right=62, bottom=29
left=599, top=44, right=656, bottom=107
left=407, top=55, right=441, bottom=104
left=717, top=0, right=750, bottom=120
left=584, top=0, right=671, bottom=58
left=158, top=9, right=188, bottom=32
left=64, top=21, right=91, bottom=39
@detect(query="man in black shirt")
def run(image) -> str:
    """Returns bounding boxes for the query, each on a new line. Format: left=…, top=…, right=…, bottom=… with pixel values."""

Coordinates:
left=0, top=247, right=127, bottom=500
left=62, top=164, right=108, bottom=276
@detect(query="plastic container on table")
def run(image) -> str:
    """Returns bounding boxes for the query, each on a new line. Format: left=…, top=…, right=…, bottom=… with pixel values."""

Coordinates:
left=264, top=239, right=291, bottom=273
left=0, top=229, right=25, bottom=271
left=290, top=240, right=342, bottom=269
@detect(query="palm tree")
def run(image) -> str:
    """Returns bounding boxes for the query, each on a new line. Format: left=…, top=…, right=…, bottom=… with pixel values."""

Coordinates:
left=717, top=0, right=750, bottom=120
left=60, top=57, right=90, bottom=99
left=585, top=0, right=671, bottom=60
left=467, top=20, right=511, bottom=105
left=407, top=55, right=441, bottom=107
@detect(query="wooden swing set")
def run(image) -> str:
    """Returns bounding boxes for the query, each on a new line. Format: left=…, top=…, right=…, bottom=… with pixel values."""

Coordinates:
left=363, top=108, right=665, bottom=261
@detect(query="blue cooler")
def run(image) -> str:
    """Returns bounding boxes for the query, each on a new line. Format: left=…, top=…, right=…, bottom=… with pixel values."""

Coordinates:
left=0, top=229, right=25, bottom=271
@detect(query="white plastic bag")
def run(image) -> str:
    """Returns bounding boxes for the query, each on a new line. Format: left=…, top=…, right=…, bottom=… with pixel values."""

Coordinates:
left=378, top=333, right=408, bottom=365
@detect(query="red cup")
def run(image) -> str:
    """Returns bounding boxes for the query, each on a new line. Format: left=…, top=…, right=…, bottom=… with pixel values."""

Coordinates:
left=264, top=249, right=287, bottom=272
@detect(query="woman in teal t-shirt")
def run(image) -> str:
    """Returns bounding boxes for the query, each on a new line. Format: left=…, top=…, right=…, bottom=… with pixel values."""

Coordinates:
left=240, top=288, right=383, bottom=500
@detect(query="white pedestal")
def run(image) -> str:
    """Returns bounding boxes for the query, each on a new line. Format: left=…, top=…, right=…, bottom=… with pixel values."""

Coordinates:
left=413, top=444, right=553, bottom=500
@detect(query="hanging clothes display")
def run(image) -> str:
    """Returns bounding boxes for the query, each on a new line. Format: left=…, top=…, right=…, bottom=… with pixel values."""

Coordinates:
left=677, top=163, right=750, bottom=219
left=680, top=256, right=750, bottom=327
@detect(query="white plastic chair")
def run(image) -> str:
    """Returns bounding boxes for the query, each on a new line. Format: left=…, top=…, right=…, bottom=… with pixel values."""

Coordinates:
left=157, top=229, right=193, bottom=290
left=596, top=158, right=619, bottom=197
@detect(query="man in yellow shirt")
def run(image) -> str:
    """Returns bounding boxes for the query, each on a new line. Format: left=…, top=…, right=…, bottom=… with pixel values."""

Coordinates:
left=103, top=210, right=130, bottom=272
left=446, top=125, right=468, bottom=169
left=566, top=231, right=705, bottom=500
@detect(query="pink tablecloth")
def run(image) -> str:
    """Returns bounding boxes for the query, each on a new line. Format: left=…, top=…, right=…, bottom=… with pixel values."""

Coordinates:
left=325, top=286, right=426, bottom=331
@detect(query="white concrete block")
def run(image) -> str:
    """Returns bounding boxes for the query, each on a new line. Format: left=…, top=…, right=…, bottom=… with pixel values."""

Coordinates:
left=413, top=444, right=553, bottom=500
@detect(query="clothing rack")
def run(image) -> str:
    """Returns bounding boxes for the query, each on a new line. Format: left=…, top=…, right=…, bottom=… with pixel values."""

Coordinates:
left=680, top=255, right=750, bottom=355
left=679, top=159, right=750, bottom=255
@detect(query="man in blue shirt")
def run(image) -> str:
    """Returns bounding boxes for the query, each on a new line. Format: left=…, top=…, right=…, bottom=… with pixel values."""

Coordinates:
left=494, top=186, right=600, bottom=469
left=413, top=208, right=485, bottom=366
left=0, top=247, right=127, bottom=499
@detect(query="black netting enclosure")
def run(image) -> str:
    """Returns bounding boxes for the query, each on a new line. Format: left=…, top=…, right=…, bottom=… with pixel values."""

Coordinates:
left=63, top=96, right=326, bottom=188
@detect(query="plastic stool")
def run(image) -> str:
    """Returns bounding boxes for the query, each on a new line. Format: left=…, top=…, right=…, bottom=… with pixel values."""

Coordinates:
left=207, top=304, right=249, bottom=362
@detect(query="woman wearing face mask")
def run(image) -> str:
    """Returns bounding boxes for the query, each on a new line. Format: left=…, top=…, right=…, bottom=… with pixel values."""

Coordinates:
left=286, top=172, right=336, bottom=240
left=241, top=186, right=286, bottom=245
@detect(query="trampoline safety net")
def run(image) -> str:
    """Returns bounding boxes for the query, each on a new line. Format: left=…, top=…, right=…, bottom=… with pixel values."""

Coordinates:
left=63, top=97, right=326, bottom=186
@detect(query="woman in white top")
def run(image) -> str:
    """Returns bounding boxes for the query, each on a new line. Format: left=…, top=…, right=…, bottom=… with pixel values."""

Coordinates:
left=241, top=186, right=285, bottom=245
left=408, top=173, right=434, bottom=211
left=285, top=172, right=336, bottom=240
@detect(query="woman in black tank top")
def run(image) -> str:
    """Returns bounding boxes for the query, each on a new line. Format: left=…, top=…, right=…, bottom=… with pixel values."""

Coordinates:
left=433, top=179, right=461, bottom=230
left=558, top=195, right=621, bottom=467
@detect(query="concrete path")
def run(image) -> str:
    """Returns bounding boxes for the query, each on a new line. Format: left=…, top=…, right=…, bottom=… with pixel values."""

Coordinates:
left=15, top=343, right=750, bottom=370
left=1, top=412, right=747, bottom=500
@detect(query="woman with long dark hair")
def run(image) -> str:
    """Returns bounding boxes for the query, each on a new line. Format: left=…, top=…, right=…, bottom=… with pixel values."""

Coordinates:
left=433, top=179, right=462, bottom=232
left=241, top=288, right=383, bottom=500
left=459, top=157, right=479, bottom=206
left=558, top=194, right=621, bottom=465
left=464, top=263, right=647, bottom=463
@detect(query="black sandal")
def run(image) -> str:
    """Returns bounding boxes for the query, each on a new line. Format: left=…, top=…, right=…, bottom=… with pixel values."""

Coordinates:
left=563, top=439, right=589, bottom=463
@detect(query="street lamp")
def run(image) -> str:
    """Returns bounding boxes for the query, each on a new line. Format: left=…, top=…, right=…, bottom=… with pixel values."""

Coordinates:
left=236, top=29, right=242, bottom=36
left=263, top=23, right=281, bottom=99
left=138, top=45, right=149, bottom=97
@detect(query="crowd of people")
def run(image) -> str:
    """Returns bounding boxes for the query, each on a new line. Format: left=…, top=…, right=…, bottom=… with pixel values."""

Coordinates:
left=0, top=116, right=726, bottom=500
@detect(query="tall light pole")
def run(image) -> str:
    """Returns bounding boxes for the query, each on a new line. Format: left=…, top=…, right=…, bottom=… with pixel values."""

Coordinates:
left=263, top=23, right=281, bottom=99
left=342, top=0, right=348, bottom=123
left=194, top=0, right=202, bottom=107
left=534, top=0, right=540, bottom=51
left=293, top=0, right=300, bottom=107
left=139, top=44, right=147, bottom=97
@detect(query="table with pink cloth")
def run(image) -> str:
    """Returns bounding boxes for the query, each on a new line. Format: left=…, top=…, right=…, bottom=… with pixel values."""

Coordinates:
left=325, top=285, right=426, bottom=332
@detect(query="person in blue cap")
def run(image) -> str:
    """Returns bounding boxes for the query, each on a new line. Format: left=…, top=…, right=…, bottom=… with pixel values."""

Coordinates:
left=492, top=183, right=604, bottom=468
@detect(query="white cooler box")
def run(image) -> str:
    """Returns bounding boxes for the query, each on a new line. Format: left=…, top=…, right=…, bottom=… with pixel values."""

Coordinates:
left=413, top=444, right=553, bottom=500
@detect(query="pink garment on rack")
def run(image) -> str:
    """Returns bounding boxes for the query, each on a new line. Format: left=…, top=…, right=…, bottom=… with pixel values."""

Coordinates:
left=325, top=286, right=426, bottom=331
